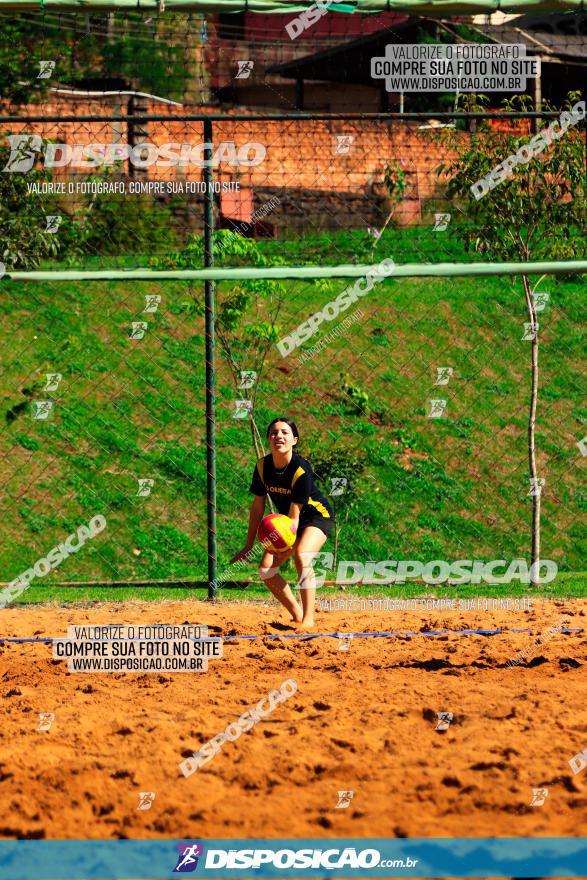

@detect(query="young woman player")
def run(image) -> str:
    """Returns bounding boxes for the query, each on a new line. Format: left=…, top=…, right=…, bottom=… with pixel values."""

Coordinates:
left=230, top=418, right=334, bottom=630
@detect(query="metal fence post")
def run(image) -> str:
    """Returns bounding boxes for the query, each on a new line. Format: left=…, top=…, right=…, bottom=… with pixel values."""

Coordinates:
left=203, top=117, right=217, bottom=599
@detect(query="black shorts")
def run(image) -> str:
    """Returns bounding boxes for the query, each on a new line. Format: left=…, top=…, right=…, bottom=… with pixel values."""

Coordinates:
left=297, top=515, right=335, bottom=539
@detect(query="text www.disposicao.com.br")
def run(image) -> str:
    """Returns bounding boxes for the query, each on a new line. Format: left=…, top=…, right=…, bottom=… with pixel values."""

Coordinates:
left=69, top=657, right=203, bottom=671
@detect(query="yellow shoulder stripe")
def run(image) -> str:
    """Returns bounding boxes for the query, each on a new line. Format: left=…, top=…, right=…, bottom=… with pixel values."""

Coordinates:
left=291, top=466, right=305, bottom=488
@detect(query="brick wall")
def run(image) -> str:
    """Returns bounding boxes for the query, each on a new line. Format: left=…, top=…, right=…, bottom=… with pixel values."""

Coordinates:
left=0, top=97, right=536, bottom=232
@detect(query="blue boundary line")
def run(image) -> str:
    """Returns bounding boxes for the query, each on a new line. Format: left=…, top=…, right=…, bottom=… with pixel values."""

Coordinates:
left=0, top=627, right=583, bottom=643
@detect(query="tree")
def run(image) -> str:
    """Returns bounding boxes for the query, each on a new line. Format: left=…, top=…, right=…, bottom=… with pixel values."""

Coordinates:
left=370, top=159, right=406, bottom=255
left=100, top=12, right=190, bottom=101
left=150, top=229, right=287, bottom=464
left=0, top=136, right=61, bottom=269
left=311, top=447, right=366, bottom=570
left=0, top=18, right=101, bottom=105
left=437, top=92, right=586, bottom=585
left=0, top=12, right=197, bottom=107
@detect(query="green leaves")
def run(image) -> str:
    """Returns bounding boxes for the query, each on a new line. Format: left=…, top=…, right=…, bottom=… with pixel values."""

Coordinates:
left=62, top=189, right=178, bottom=259
left=0, top=136, right=61, bottom=270
left=0, top=12, right=194, bottom=107
left=246, top=322, right=280, bottom=345
left=340, top=373, right=369, bottom=416
left=383, top=159, right=407, bottom=202
left=437, top=92, right=586, bottom=263
left=311, top=446, right=366, bottom=514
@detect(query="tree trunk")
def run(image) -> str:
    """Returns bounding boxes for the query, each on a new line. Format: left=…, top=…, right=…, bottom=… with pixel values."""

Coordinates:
left=249, top=414, right=274, bottom=513
left=522, top=274, right=540, bottom=585
left=374, top=203, right=396, bottom=246
left=249, top=414, right=264, bottom=460
left=332, top=499, right=338, bottom=570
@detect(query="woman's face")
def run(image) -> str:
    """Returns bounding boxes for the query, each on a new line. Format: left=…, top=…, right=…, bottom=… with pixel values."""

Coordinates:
left=268, top=421, right=297, bottom=455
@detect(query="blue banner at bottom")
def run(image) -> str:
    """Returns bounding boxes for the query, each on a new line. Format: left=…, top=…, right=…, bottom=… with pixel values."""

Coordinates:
left=0, top=838, right=585, bottom=879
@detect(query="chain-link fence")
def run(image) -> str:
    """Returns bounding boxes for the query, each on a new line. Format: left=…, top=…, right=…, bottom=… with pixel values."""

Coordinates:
left=1, top=8, right=586, bottom=599
left=2, top=255, right=586, bottom=596
left=1, top=110, right=585, bottom=266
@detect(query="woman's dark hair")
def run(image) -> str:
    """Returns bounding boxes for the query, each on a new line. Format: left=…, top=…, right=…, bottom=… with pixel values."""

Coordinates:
left=266, top=417, right=299, bottom=446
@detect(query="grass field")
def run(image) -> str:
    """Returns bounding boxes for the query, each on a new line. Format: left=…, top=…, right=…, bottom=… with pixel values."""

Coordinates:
left=12, top=570, right=587, bottom=608
left=1, top=226, right=585, bottom=598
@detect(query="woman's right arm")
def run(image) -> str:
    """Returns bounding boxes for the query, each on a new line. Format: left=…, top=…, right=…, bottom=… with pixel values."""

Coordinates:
left=230, top=495, right=266, bottom=564
left=245, top=495, right=266, bottom=550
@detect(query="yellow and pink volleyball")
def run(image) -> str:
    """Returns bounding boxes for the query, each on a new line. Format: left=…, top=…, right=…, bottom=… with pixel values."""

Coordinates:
left=258, top=513, right=297, bottom=553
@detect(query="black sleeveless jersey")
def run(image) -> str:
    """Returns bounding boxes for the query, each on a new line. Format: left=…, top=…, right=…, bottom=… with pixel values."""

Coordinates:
left=249, top=453, right=333, bottom=523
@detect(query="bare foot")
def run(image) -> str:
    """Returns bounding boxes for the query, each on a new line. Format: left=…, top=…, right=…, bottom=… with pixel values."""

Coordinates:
left=290, top=614, right=303, bottom=624
left=298, top=619, right=315, bottom=632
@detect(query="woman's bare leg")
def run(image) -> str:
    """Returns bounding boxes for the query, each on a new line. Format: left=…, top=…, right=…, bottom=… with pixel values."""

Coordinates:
left=294, top=527, right=327, bottom=630
left=259, top=548, right=303, bottom=622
